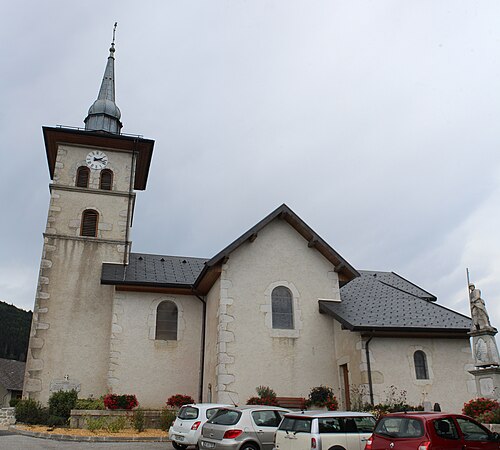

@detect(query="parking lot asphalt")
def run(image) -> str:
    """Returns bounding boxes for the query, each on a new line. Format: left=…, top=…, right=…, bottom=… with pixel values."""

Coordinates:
left=0, top=431, right=172, bottom=450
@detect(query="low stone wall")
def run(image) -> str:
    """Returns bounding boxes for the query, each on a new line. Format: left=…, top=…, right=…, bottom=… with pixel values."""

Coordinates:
left=70, top=409, right=165, bottom=429
left=0, top=407, right=16, bottom=427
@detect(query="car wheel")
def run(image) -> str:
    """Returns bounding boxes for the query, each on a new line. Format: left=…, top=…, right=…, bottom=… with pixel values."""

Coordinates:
left=240, top=443, right=259, bottom=450
left=329, top=446, right=346, bottom=450
left=172, top=442, right=188, bottom=450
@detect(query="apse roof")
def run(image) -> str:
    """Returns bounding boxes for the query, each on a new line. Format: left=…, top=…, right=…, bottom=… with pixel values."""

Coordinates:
left=319, top=270, right=471, bottom=333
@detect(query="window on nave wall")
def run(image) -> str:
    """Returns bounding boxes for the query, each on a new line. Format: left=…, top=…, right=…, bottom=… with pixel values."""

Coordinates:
left=156, top=301, right=178, bottom=340
left=80, top=209, right=99, bottom=237
left=271, top=286, right=294, bottom=329
left=414, top=350, right=429, bottom=379
left=99, top=169, right=113, bottom=190
left=76, top=166, right=90, bottom=188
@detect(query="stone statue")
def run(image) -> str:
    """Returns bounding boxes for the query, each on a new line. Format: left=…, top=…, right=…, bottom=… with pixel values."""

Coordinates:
left=469, top=283, right=493, bottom=331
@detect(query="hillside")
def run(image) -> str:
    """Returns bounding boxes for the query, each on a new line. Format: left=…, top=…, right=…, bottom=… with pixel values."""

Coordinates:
left=0, top=301, right=32, bottom=361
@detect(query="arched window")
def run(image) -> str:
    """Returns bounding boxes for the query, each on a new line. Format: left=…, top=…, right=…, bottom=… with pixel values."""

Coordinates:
left=156, top=301, right=178, bottom=340
left=414, top=350, right=429, bottom=379
left=76, top=166, right=90, bottom=188
left=99, top=169, right=113, bottom=190
left=80, top=209, right=99, bottom=237
left=271, top=286, right=294, bottom=329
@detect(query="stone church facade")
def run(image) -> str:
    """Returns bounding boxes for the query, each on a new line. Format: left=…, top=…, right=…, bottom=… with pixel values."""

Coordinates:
left=24, top=39, right=476, bottom=412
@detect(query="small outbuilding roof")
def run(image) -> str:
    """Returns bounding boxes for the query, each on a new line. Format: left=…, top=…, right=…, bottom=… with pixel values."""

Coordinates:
left=0, top=358, right=25, bottom=391
left=319, top=270, right=471, bottom=334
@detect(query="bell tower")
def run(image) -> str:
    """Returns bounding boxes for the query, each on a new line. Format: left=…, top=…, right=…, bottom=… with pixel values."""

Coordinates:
left=23, top=27, right=155, bottom=403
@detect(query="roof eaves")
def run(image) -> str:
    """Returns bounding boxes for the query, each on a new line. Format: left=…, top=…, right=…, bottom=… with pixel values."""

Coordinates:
left=195, top=204, right=359, bottom=288
left=318, top=301, right=355, bottom=330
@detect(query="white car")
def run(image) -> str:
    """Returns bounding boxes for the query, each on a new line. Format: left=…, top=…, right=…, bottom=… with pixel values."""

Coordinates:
left=274, top=411, right=376, bottom=450
left=169, top=403, right=232, bottom=449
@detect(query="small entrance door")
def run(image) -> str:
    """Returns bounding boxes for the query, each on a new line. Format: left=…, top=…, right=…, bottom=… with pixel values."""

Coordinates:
left=340, top=364, right=351, bottom=410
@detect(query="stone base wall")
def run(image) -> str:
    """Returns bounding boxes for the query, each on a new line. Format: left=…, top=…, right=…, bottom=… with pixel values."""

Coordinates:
left=0, top=408, right=16, bottom=427
left=70, top=409, right=166, bottom=429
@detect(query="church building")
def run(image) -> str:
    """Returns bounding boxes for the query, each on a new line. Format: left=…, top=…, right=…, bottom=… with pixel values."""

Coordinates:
left=23, top=37, right=476, bottom=412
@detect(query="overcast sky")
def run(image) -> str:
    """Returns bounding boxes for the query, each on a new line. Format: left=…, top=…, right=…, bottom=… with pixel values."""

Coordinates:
left=2, top=1, right=500, bottom=329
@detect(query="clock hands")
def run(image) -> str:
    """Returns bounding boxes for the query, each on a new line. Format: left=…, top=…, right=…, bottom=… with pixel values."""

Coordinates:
left=93, top=157, right=106, bottom=162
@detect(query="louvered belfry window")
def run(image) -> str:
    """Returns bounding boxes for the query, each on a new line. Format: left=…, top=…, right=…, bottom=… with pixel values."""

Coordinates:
left=272, top=286, right=294, bottom=329
left=414, top=350, right=429, bottom=379
left=76, top=166, right=90, bottom=188
left=99, top=169, right=113, bottom=190
left=156, top=301, right=178, bottom=340
left=80, top=209, right=99, bottom=237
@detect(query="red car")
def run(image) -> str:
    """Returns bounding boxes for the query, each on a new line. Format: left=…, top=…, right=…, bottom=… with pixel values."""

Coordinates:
left=365, top=412, right=500, bottom=450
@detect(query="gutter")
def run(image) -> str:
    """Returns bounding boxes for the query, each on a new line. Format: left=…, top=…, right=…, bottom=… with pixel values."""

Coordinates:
left=365, top=336, right=374, bottom=406
left=195, top=294, right=207, bottom=402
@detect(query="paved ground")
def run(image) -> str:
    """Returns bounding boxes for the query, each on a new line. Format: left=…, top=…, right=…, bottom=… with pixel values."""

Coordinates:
left=0, top=430, right=173, bottom=450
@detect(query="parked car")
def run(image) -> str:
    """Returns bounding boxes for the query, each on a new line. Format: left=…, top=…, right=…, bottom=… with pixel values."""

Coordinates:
left=366, top=412, right=500, bottom=450
left=274, top=410, right=376, bottom=450
left=169, top=403, right=232, bottom=449
left=200, top=405, right=291, bottom=450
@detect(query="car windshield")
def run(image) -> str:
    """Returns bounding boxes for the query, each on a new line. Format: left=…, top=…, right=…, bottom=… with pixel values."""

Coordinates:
left=178, top=406, right=199, bottom=420
left=208, top=409, right=241, bottom=426
left=375, top=417, right=424, bottom=438
left=279, top=417, right=312, bottom=433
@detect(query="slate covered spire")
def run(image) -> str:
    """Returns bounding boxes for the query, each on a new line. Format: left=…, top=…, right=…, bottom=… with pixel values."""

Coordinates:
left=84, top=23, right=123, bottom=134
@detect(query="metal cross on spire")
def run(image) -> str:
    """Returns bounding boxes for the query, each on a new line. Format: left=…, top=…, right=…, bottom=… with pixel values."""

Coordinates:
left=112, top=22, right=117, bottom=45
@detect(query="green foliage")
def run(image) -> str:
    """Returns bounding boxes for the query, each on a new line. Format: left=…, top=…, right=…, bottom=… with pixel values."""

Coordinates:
left=0, top=301, right=32, bottom=361
left=85, top=416, right=107, bottom=432
left=247, top=386, right=279, bottom=406
left=46, top=415, right=68, bottom=427
left=256, top=386, right=277, bottom=400
left=75, top=397, right=105, bottom=410
left=106, top=416, right=128, bottom=433
left=307, top=385, right=335, bottom=407
left=9, top=398, right=20, bottom=407
left=159, top=408, right=176, bottom=431
left=133, top=408, right=146, bottom=432
left=48, top=390, right=78, bottom=419
left=15, top=399, right=44, bottom=424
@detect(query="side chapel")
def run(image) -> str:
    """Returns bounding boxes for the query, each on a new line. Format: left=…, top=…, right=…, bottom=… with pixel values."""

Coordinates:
left=23, top=37, right=476, bottom=412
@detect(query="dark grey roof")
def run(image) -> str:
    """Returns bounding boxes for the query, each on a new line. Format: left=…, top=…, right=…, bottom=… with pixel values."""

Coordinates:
left=101, top=253, right=208, bottom=287
left=0, top=358, right=25, bottom=391
left=320, top=270, right=471, bottom=332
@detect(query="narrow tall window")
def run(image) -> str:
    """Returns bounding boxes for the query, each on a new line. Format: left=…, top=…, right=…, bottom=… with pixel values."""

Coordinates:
left=272, top=286, right=293, bottom=329
left=414, top=350, right=429, bottom=379
left=156, top=301, right=178, bottom=340
left=99, top=169, right=113, bottom=190
left=76, top=166, right=90, bottom=188
left=80, top=209, right=99, bottom=237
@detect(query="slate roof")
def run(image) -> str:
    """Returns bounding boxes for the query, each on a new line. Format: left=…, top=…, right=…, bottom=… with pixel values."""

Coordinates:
left=101, top=253, right=208, bottom=287
left=319, top=270, right=471, bottom=333
left=0, top=358, right=25, bottom=391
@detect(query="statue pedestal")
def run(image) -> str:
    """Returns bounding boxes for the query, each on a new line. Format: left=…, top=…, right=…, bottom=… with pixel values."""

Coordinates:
left=469, top=329, right=500, bottom=367
left=468, top=367, right=500, bottom=399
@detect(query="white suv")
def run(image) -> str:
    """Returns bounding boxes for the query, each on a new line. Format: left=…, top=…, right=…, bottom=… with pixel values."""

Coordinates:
left=274, top=411, right=375, bottom=450
left=169, top=403, right=231, bottom=449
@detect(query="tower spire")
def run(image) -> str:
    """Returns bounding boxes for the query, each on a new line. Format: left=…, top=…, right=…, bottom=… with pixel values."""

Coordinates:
left=84, top=23, right=123, bottom=134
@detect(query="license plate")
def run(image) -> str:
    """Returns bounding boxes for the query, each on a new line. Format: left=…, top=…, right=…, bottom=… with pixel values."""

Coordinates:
left=202, top=441, right=215, bottom=448
left=175, top=435, right=185, bottom=441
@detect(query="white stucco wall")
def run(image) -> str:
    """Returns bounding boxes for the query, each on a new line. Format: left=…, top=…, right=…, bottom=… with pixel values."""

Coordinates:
left=213, top=219, right=341, bottom=405
left=368, top=337, right=476, bottom=413
left=108, top=291, right=203, bottom=408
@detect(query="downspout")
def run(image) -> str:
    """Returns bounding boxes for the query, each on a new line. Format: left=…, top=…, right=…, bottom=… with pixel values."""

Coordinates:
left=195, top=294, right=207, bottom=402
left=365, top=336, right=374, bottom=406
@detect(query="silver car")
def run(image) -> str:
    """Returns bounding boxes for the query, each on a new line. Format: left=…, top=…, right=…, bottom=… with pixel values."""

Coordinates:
left=200, top=405, right=291, bottom=450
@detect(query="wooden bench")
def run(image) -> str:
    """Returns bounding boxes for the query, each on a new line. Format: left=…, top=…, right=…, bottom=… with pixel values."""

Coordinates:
left=276, top=397, right=307, bottom=410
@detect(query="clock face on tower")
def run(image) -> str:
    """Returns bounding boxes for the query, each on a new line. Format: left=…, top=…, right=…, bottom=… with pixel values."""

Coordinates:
left=86, top=150, right=108, bottom=170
